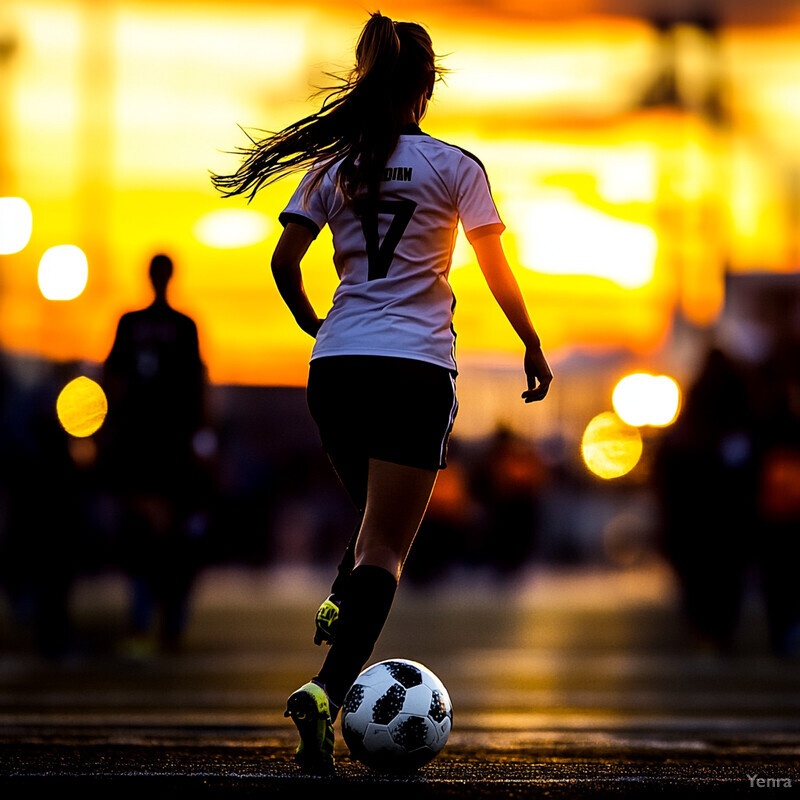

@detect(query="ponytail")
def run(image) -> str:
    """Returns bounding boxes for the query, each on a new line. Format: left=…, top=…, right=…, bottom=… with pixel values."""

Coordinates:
left=355, top=12, right=400, bottom=81
left=211, top=12, right=443, bottom=204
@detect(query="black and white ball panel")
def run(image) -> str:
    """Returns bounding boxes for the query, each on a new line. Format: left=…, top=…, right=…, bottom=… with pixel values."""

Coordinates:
left=341, top=659, right=453, bottom=773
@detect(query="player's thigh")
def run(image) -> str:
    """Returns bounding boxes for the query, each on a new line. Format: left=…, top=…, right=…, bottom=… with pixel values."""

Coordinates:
left=357, top=458, right=438, bottom=552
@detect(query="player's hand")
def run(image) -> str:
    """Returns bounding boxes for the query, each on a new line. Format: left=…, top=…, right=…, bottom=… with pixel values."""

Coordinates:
left=521, top=345, right=552, bottom=403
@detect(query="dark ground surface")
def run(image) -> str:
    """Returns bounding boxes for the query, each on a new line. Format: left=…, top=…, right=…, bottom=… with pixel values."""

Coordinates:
left=1, top=562, right=799, bottom=797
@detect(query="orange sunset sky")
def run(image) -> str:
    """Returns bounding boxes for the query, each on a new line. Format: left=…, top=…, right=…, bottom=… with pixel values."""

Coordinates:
left=1, top=0, right=799, bottom=389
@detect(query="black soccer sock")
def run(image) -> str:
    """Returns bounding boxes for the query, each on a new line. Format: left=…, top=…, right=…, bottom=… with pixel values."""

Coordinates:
left=315, top=564, right=398, bottom=712
left=329, top=511, right=364, bottom=599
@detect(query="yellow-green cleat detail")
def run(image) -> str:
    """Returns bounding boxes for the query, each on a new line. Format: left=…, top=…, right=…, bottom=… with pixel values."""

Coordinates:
left=284, top=681, right=335, bottom=774
left=314, top=595, right=341, bottom=646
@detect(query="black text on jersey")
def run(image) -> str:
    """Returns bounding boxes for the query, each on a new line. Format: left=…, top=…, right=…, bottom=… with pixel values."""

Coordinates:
left=383, top=167, right=413, bottom=182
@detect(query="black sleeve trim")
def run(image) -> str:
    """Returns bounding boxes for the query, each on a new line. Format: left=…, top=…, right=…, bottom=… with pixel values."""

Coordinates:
left=465, top=222, right=506, bottom=243
left=278, top=212, right=320, bottom=239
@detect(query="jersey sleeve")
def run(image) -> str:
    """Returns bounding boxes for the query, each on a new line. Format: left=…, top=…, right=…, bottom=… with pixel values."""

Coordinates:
left=454, top=155, right=506, bottom=243
left=278, top=167, right=333, bottom=238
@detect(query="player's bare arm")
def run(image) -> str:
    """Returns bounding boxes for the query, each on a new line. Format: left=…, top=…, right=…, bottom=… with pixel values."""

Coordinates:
left=471, top=232, right=553, bottom=402
left=271, top=222, right=323, bottom=338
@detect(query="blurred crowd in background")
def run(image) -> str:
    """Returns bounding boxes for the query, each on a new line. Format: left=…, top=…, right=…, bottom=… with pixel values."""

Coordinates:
left=0, top=272, right=800, bottom=664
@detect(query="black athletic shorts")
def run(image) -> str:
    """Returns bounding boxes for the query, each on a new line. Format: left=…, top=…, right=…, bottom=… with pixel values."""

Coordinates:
left=306, top=355, right=458, bottom=509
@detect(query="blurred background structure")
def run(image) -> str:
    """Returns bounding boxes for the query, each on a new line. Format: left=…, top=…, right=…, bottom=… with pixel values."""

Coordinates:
left=1, top=0, right=800, bottom=660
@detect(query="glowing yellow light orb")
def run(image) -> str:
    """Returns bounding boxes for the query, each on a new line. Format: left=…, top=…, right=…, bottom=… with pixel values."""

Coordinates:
left=613, top=373, right=681, bottom=427
left=38, top=245, right=89, bottom=300
left=56, top=377, right=108, bottom=438
left=582, top=411, right=643, bottom=479
left=193, top=208, right=271, bottom=248
left=0, top=197, right=33, bottom=255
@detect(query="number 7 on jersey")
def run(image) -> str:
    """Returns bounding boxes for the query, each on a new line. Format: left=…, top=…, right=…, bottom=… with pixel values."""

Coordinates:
left=354, top=199, right=417, bottom=281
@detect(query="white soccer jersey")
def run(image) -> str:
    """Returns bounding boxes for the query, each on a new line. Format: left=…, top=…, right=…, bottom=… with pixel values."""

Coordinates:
left=279, top=124, right=505, bottom=371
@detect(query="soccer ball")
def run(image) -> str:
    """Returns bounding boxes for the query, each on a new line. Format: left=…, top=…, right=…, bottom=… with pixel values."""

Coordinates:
left=341, top=658, right=453, bottom=773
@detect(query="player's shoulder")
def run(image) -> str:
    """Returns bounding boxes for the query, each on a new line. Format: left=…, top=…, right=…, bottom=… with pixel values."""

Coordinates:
left=413, top=132, right=490, bottom=176
left=309, top=156, right=343, bottom=186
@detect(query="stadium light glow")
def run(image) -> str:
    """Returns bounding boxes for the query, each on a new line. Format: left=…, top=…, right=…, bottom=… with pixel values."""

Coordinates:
left=193, top=208, right=272, bottom=249
left=38, top=245, right=88, bottom=300
left=582, top=411, right=643, bottom=480
left=512, top=196, right=658, bottom=289
left=0, top=197, right=33, bottom=255
left=612, top=373, right=681, bottom=427
left=56, top=376, right=108, bottom=438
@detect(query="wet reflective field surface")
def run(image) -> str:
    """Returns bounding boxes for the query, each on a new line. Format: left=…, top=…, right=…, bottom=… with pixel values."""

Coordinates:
left=1, top=564, right=799, bottom=797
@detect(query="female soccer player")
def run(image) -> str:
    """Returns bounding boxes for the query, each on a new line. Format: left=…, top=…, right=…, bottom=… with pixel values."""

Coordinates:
left=213, top=12, right=552, bottom=773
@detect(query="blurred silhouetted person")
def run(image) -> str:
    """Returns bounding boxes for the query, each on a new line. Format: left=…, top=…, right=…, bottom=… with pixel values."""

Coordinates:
left=751, top=315, right=800, bottom=657
left=0, top=360, right=84, bottom=659
left=472, top=426, right=547, bottom=578
left=655, top=347, right=758, bottom=654
left=102, top=254, right=208, bottom=654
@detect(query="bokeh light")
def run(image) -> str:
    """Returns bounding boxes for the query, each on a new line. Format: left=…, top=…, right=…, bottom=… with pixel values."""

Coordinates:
left=193, top=208, right=272, bottom=249
left=612, top=373, right=681, bottom=427
left=513, top=195, right=658, bottom=289
left=0, top=197, right=33, bottom=255
left=56, top=376, right=108, bottom=438
left=582, top=411, right=643, bottom=480
left=38, top=245, right=89, bottom=300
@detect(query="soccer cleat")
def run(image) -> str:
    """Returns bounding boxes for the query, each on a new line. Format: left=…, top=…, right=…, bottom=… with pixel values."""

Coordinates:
left=314, top=594, right=341, bottom=646
left=284, top=681, right=335, bottom=774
